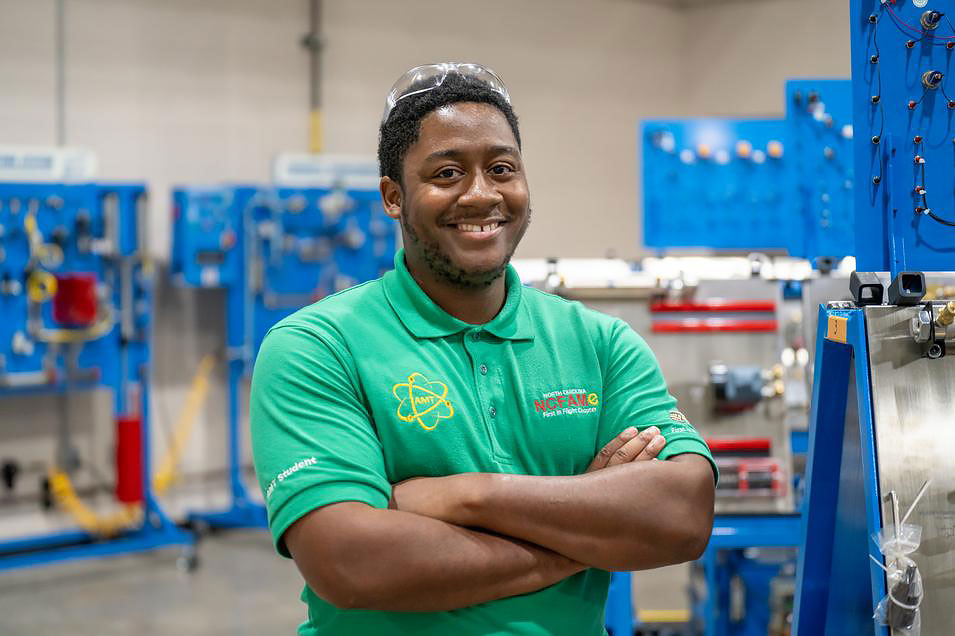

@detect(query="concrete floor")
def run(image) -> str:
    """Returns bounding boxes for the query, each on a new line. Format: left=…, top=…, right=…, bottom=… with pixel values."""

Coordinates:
left=0, top=528, right=692, bottom=635
left=0, top=530, right=305, bottom=636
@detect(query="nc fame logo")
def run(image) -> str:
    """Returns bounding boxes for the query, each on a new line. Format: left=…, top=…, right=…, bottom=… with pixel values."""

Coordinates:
left=392, top=372, right=455, bottom=431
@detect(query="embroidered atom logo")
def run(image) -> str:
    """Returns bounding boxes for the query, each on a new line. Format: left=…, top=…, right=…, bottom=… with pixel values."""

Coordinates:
left=392, top=372, right=455, bottom=431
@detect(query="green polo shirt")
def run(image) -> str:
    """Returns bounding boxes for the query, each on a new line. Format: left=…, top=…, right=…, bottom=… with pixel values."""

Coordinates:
left=250, top=249, right=716, bottom=636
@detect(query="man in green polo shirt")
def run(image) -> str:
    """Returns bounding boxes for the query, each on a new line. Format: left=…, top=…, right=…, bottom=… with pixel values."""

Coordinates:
left=250, top=63, right=716, bottom=636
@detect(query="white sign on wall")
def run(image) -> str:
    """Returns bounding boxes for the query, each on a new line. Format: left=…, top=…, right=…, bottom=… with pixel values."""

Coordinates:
left=0, top=145, right=98, bottom=182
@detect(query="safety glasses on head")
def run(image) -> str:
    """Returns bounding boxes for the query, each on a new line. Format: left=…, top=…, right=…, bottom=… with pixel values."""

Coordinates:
left=381, top=62, right=510, bottom=124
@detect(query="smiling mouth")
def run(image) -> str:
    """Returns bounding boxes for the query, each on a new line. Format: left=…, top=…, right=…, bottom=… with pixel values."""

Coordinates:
left=454, top=222, right=503, bottom=233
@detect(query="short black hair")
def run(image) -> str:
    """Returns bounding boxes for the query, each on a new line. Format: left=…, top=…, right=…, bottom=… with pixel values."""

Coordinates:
left=377, top=73, right=521, bottom=186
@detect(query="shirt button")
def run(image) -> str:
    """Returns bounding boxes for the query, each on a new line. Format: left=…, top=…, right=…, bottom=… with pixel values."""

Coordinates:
left=489, top=406, right=497, bottom=418
left=479, top=364, right=488, bottom=375
left=470, top=332, right=481, bottom=342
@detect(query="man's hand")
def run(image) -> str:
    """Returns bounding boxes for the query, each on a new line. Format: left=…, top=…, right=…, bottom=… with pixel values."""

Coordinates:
left=392, top=426, right=668, bottom=519
left=585, top=426, right=666, bottom=473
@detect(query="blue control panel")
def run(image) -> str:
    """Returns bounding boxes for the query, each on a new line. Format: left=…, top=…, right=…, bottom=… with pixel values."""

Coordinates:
left=785, top=79, right=856, bottom=264
left=171, top=181, right=398, bottom=530
left=171, top=184, right=397, bottom=363
left=851, top=0, right=955, bottom=275
left=0, top=182, right=150, bottom=409
left=641, top=118, right=792, bottom=251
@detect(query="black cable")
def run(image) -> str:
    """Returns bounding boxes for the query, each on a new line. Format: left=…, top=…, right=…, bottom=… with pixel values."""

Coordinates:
left=927, top=211, right=955, bottom=226
left=914, top=142, right=955, bottom=227
left=940, top=81, right=954, bottom=104
left=871, top=15, right=885, bottom=172
left=876, top=8, right=955, bottom=230
left=873, top=12, right=881, bottom=58
left=886, top=4, right=955, bottom=44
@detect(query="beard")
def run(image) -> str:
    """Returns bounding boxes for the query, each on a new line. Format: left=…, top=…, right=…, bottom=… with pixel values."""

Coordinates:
left=401, top=208, right=531, bottom=290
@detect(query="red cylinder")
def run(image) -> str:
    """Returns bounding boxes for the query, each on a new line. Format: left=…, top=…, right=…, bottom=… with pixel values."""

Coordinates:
left=53, top=273, right=98, bottom=326
left=115, top=416, right=144, bottom=504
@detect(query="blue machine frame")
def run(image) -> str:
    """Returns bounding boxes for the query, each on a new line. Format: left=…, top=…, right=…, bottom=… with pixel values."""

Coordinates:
left=171, top=183, right=397, bottom=529
left=793, top=307, right=887, bottom=636
left=604, top=515, right=801, bottom=636
left=0, top=181, right=193, bottom=570
left=695, top=515, right=801, bottom=636
left=785, top=79, right=856, bottom=264
left=794, top=1, right=955, bottom=631
left=641, top=117, right=792, bottom=251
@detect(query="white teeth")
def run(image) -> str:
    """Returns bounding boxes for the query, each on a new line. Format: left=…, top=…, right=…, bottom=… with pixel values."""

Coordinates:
left=456, top=222, right=499, bottom=233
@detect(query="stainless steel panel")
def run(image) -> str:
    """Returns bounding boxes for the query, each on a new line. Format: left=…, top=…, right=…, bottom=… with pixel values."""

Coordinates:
left=866, top=306, right=955, bottom=636
left=805, top=275, right=955, bottom=373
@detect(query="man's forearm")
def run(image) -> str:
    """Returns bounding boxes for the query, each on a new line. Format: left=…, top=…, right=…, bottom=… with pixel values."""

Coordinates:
left=394, top=455, right=714, bottom=571
left=285, top=502, right=584, bottom=612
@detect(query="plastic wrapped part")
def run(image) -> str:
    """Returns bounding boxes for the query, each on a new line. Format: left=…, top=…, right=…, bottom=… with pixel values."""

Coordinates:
left=874, top=556, right=923, bottom=635
left=877, top=523, right=923, bottom=560
left=872, top=485, right=930, bottom=635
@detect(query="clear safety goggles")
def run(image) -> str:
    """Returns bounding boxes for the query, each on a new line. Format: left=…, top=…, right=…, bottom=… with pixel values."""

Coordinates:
left=381, top=62, right=511, bottom=124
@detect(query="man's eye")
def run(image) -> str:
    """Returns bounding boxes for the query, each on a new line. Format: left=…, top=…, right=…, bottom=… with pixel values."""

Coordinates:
left=490, top=164, right=514, bottom=175
left=436, top=168, right=459, bottom=179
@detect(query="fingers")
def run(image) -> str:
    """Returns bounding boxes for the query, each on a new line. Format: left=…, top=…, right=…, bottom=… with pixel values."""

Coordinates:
left=635, top=432, right=666, bottom=461
left=586, top=426, right=639, bottom=472
left=605, top=426, right=664, bottom=468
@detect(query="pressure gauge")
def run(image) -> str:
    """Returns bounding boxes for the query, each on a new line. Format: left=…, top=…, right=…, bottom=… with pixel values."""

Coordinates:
left=912, top=0, right=928, bottom=8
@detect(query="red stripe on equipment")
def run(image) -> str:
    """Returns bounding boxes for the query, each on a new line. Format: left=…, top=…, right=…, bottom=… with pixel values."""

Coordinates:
left=650, top=301, right=776, bottom=313
left=705, top=437, right=772, bottom=452
left=651, top=320, right=778, bottom=333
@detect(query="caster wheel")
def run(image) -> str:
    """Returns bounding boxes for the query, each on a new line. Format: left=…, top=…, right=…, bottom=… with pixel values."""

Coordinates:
left=176, top=546, right=200, bottom=573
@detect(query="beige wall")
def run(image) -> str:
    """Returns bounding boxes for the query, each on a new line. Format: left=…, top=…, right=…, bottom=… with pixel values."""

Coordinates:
left=0, top=0, right=309, bottom=256
left=681, top=0, right=851, bottom=116
left=0, top=0, right=688, bottom=260
left=321, top=0, right=687, bottom=259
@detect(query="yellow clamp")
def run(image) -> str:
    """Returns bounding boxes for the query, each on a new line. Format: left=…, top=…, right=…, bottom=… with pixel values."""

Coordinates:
left=27, top=270, right=57, bottom=303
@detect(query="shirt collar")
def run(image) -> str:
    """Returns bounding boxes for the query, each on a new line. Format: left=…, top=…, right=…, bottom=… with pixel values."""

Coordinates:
left=382, top=249, right=535, bottom=341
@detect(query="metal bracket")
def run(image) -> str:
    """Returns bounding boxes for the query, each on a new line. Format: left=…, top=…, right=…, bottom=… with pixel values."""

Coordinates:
left=910, top=301, right=947, bottom=359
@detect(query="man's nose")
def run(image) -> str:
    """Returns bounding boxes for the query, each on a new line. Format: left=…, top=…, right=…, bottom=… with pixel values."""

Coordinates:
left=458, top=172, right=504, bottom=209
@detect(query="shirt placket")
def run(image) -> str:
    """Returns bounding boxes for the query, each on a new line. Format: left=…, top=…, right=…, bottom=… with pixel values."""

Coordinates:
left=464, top=328, right=511, bottom=465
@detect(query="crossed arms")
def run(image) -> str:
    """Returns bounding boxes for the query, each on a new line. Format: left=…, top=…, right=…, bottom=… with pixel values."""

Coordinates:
left=284, top=426, right=715, bottom=612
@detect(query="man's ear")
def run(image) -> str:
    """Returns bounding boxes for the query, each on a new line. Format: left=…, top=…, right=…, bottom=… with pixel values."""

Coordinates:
left=380, top=176, right=402, bottom=220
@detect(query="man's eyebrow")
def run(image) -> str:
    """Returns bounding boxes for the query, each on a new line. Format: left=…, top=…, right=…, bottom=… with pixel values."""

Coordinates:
left=424, top=148, right=463, bottom=161
left=424, top=145, right=520, bottom=162
left=488, top=145, right=520, bottom=156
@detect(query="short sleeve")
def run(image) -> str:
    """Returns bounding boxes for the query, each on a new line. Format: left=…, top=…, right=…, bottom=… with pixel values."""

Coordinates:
left=250, top=324, right=391, bottom=557
left=597, top=319, right=718, bottom=483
